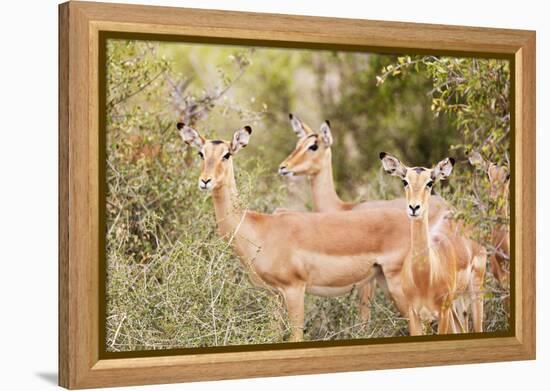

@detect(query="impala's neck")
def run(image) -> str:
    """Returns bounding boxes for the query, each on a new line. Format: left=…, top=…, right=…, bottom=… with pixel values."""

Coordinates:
left=499, top=186, right=510, bottom=219
left=210, top=164, right=265, bottom=283
left=310, top=149, right=349, bottom=212
left=211, top=163, right=242, bottom=237
left=409, top=212, right=433, bottom=278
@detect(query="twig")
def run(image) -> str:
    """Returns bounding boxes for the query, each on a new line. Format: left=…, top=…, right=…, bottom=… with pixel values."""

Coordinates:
left=110, top=314, right=127, bottom=348
left=108, top=70, right=165, bottom=108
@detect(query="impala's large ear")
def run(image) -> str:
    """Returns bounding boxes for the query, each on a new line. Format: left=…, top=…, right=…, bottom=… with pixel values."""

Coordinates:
left=230, top=126, right=252, bottom=154
left=468, top=151, right=489, bottom=172
left=379, top=152, right=407, bottom=179
left=319, top=120, right=333, bottom=146
left=432, top=157, right=455, bottom=181
left=488, top=163, right=510, bottom=184
left=177, top=122, right=204, bottom=149
left=289, top=113, right=311, bottom=139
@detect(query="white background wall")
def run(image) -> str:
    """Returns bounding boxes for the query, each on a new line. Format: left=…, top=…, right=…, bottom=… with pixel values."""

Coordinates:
left=0, top=0, right=546, bottom=389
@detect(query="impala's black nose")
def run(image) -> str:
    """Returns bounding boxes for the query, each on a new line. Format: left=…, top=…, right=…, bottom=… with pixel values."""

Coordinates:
left=278, top=166, right=292, bottom=176
left=408, top=204, right=421, bottom=216
left=199, top=178, right=213, bottom=190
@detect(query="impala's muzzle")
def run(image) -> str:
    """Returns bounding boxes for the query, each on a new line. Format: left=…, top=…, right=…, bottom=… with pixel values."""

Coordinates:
left=408, top=204, right=422, bottom=218
left=278, top=165, right=294, bottom=177
left=198, top=177, right=213, bottom=191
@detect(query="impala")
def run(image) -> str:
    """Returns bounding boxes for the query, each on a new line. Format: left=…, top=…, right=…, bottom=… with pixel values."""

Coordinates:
left=178, top=121, right=419, bottom=341
left=380, top=152, right=486, bottom=334
left=278, top=114, right=447, bottom=321
left=469, top=152, right=510, bottom=288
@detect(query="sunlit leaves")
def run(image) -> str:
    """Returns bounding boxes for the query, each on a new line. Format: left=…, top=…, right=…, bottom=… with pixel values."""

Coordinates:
left=377, top=55, right=510, bottom=248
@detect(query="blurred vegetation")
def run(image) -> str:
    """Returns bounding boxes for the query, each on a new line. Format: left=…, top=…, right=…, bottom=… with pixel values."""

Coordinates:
left=105, top=40, right=510, bottom=351
left=377, top=56, right=510, bottom=250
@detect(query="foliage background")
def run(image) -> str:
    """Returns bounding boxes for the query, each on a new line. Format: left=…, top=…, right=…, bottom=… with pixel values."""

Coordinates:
left=105, top=39, right=510, bottom=351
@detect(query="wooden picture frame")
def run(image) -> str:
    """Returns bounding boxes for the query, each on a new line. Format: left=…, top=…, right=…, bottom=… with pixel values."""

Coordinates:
left=59, top=1, right=536, bottom=388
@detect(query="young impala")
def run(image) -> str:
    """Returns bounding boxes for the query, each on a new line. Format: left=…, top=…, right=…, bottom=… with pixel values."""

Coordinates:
left=469, top=152, right=510, bottom=288
left=177, top=121, right=421, bottom=341
left=278, top=114, right=447, bottom=321
left=380, top=152, right=486, bottom=334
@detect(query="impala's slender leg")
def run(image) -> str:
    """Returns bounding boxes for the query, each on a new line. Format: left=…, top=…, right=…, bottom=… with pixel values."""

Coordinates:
left=383, top=272, right=409, bottom=316
left=451, top=299, right=467, bottom=333
left=471, top=253, right=486, bottom=332
left=408, top=307, right=422, bottom=336
left=358, top=282, right=375, bottom=323
left=491, top=247, right=510, bottom=314
left=471, top=298, right=483, bottom=333
left=438, top=299, right=453, bottom=334
left=490, top=254, right=506, bottom=286
left=492, top=251, right=510, bottom=313
left=462, top=300, right=471, bottom=332
left=282, top=283, right=306, bottom=342
left=450, top=306, right=461, bottom=333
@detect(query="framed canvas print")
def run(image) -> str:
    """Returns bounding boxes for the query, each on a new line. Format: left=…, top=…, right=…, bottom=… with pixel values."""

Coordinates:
left=58, top=1, right=536, bottom=389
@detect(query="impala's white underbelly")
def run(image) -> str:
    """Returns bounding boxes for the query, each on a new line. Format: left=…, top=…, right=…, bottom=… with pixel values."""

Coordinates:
left=297, top=250, right=380, bottom=289
left=306, top=281, right=370, bottom=297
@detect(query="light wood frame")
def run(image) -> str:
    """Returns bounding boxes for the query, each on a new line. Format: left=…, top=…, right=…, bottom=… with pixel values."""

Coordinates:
left=59, top=1, right=536, bottom=389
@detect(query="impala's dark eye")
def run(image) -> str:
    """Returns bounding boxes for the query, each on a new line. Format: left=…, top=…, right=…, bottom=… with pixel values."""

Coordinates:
left=198, top=151, right=204, bottom=159
left=222, top=152, right=232, bottom=160
left=402, top=180, right=408, bottom=187
left=308, top=144, right=318, bottom=151
left=426, top=181, right=434, bottom=188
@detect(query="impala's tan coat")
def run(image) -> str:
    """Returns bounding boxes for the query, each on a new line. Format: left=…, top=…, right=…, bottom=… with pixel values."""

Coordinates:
left=380, top=152, right=486, bottom=334
left=178, top=122, right=420, bottom=341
